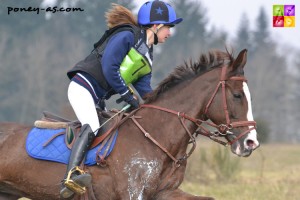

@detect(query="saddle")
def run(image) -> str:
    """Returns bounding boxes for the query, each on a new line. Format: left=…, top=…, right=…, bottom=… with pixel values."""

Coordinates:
left=29, top=109, right=141, bottom=165
left=34, top=110, right=121, bottom=150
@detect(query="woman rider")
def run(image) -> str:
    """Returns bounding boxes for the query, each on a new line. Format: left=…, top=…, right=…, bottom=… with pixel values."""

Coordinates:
left=60, top=0, right=182, bottom=198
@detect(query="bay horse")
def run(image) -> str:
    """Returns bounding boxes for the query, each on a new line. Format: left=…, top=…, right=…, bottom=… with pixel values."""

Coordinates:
left=0, top=49, right=259, bottom=200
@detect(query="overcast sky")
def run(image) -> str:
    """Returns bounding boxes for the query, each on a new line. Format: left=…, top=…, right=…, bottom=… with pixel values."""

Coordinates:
left=200, top=0, right=299, bottom=49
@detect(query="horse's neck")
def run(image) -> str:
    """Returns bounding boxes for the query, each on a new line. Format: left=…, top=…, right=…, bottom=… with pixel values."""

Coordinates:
left=153, top=74, right=215, bottom=117
left=146, top=70, right=219, bottom=155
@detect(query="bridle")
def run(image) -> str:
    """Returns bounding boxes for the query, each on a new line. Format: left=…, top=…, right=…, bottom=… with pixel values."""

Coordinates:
left=202, top=64, right=257, bottom=145
left=134, top=65, right=256, bottom=163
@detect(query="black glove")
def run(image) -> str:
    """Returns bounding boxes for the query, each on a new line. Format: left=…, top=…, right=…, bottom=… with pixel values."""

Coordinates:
left=118, top=92, right=139, bottom=110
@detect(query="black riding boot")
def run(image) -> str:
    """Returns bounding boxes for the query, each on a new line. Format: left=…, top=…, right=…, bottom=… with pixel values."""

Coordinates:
left=60, top=124, right=95, bottom=199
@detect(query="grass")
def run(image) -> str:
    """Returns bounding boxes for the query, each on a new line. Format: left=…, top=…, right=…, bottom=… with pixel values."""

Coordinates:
left=181, top=141, right=300, bottom=200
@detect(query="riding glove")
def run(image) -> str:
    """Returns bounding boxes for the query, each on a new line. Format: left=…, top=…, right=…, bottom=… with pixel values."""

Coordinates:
left=119, top=92, right=139, bottom=109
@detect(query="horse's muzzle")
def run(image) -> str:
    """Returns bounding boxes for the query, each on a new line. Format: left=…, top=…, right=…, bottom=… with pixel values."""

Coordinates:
left=228, top=134, right=260, bottom=157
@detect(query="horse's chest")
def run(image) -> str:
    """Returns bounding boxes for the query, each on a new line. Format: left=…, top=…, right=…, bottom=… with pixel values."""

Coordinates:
left=123, top=157, right=161, bottom=199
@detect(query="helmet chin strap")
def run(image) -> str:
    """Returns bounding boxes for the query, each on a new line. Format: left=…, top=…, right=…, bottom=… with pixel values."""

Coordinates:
left=149, top=24, right=164, bottom=45
left=152, top=32, right=159, bottom=45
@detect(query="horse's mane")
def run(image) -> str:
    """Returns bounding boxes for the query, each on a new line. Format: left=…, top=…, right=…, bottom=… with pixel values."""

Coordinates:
left=144, top=50, right=234, bottom=103
left=105, top=3, right=138, bottom=29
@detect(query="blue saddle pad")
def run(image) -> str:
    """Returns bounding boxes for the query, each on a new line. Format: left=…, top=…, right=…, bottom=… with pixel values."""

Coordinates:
left=26, top=127, right=118, bottom=166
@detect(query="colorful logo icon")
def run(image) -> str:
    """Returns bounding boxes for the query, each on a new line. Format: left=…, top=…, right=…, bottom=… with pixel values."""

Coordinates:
left=273, top=5, right=295, bottom=27
left=285, top=5, right=295, bottom=16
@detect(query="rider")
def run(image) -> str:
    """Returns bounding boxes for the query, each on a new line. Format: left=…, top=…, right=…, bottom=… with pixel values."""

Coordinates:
left=60, top=0, right=182, bottom=198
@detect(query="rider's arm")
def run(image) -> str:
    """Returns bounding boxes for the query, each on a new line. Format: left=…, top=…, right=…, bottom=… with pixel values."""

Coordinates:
left=101, top=31, right=134, bottom=96
left=132, top=73, right=153, bottom=99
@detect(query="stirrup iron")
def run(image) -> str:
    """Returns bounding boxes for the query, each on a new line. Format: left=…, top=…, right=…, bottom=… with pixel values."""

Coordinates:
left=64, top=166, right=87, bottom=195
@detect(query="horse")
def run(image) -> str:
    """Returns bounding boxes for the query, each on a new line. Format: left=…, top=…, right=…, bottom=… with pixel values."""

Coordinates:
left=0, top=49, right=260, bottom=200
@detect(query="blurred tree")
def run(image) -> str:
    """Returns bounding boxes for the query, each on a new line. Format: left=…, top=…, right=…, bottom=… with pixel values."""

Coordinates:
left=234, top=12, right=253, bottom=56
left=54, top=0, right=136, bottom=50
left=295, top=54, right=300, bottom=141
left=0, top=32, right=25, bottom=121
left=252, top=7, right=269, bottom=51
left=283, top=51, right=300, bottom=142
left=0, top=0, right=46, bottom=36
left=152, top=0, right=209, bottom=84
left=206, top=28, right=229, bottom=50
left=256, top=118, right=270, bottom=143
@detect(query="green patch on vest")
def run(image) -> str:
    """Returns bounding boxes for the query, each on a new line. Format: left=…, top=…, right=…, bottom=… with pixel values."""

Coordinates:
left=120, top=48, right=151, bottom=85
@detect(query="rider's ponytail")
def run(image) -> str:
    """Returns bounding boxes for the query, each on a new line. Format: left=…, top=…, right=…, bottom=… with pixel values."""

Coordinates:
left=105, top=3, right=138, bottom=29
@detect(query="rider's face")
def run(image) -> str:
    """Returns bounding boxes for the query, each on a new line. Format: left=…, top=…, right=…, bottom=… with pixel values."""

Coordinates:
left=157, top=26, right=172, bottom=43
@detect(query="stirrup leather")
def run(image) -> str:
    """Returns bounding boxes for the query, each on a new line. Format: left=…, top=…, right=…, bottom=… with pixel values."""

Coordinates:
left=64, top=166, right=87, bottom=195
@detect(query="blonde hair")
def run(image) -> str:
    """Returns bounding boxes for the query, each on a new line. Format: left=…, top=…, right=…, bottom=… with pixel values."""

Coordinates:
left=105, top=3, right=138, bottom=29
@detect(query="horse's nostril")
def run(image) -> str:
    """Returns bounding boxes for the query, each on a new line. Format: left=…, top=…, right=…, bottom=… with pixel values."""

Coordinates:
left=246, top=139, right=255, bottom=149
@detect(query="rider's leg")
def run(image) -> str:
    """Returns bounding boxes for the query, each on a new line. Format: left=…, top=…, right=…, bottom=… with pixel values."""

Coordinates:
left=60, top=81, right=100, bottom=199
left=60, top=124, right=95, bottom=198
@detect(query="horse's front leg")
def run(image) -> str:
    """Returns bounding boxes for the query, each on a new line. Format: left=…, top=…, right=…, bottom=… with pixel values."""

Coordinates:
left=155, top=188, right=214, bottom=200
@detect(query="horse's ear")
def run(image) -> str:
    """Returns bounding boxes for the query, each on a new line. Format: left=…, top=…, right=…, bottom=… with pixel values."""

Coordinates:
left=232, top=49, right=247, bottom=73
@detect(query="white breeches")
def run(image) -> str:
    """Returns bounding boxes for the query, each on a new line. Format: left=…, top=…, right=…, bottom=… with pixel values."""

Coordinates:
left=68, top=81, right=100, bottom=135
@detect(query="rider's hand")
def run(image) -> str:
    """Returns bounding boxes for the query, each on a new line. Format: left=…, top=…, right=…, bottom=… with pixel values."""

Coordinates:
left=119, top=92, right=139, bottom=110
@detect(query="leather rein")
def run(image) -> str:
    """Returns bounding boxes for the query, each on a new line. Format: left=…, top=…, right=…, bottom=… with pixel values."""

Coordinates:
left=131, top=65, right=256, bottom=166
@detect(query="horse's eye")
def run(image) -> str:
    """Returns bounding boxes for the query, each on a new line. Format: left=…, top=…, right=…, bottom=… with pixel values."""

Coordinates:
left=233, top=93, right=242, bottom=99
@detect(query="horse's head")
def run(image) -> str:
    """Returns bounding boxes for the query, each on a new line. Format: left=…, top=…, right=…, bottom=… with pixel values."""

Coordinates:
left=203, top=49, right=259, bottom=157
left=144, top=48, right=259, bottom=157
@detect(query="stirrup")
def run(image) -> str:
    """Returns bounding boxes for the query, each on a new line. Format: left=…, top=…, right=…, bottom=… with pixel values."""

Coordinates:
left=64, top=166, right=87, bottom=195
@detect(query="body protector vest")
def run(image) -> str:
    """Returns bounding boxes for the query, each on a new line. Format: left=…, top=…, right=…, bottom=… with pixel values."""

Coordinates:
left=67, top=24, right=153, bottom=91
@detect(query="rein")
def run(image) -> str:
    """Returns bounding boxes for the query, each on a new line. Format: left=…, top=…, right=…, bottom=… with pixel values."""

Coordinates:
left=133, top=104, right=197, bottom=166
left=129, top=104, right=198, bottom=191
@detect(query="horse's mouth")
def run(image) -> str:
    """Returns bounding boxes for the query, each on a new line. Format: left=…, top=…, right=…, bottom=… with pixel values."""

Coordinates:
left=227, top=135, right=254, bottom=157
left=231, top=143, right=253, bottom=157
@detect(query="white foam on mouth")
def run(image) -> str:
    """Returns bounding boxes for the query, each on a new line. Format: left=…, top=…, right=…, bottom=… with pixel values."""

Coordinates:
left=124, top=157, right=161, bottom=200
left=243, top=82, right=259, bottom=147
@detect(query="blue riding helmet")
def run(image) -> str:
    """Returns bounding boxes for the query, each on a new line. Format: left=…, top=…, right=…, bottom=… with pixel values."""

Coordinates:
left=138, top=0, right=183, bottom=26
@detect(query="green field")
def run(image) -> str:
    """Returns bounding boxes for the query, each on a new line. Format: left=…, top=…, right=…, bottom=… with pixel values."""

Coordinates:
left=181, top=141, right=300, bottom=200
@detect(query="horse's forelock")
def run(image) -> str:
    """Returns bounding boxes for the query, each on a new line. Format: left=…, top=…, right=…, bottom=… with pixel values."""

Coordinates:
left=144, top=50, right=233, bottom=103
